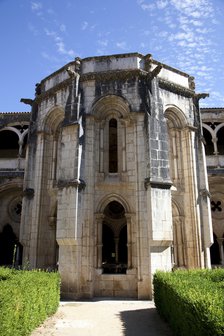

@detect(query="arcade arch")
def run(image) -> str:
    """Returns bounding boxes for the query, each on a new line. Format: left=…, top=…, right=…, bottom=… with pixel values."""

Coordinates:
left=95, top=195, right=132, bottom=274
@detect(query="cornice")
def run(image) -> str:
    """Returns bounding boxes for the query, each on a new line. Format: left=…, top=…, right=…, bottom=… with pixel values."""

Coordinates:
left=80, top=69, right=147, bottom=82
left=83, top=52, right=143, bottom=62
left=159, top=78, right=195, bottom=98
left=35, top=77, right=72, bottom=103
left=34, top=69, right=195, bottom=104
left=34, top=69, right=148, bottom=103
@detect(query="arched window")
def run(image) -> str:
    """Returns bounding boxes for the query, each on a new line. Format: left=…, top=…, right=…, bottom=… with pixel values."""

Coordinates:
left=203, top=127, right=214, bottom=155
left=109, top=119, right=118, bottom=173
left=0, top=130, right=19, bottom=158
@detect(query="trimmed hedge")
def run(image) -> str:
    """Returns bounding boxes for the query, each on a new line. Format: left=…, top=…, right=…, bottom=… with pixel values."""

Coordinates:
left=0, top=267, right=60, bottom=336
left=153, top=268, right=224, bottom=336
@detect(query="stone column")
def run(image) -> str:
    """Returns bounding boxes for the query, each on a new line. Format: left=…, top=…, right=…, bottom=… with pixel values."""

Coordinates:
left=217, top=238, right=224, bottom=265
left=115, top=237, right=119, bottom=264
left=181, top=127, right=202, bottom=268
left=28, top=130, right=47, bottom=267
left=95, top=214, right=104, bottom=270
left=126, top=214, right=132, bottom=269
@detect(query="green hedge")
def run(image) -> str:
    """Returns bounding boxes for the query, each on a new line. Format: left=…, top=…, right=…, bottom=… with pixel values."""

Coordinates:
left=0, top=267, right=60, bottom=336
left=153, top=268, right=224, bottom=336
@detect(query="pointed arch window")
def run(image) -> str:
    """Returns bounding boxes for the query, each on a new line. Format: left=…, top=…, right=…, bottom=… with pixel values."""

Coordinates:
left=109, top=119, right=118, bottom=173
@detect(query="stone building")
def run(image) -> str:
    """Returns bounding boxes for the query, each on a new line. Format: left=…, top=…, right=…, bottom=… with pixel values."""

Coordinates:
left=201, top=108, right=224, bottom=266
left=0, top=52, right=221, bottom=299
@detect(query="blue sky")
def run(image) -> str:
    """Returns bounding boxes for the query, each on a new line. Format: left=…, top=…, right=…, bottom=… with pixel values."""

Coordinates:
left=0, top=0, right=223, bottom=111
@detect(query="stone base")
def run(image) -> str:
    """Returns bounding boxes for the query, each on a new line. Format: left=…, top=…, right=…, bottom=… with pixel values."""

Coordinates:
left=94, top=273, right=137, bottom=298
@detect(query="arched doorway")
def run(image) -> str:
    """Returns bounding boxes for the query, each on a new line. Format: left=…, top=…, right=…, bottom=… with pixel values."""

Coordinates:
left=102, top=201, right=127, bottom=274
left=210, top=233, right=220, bottom=265
left=0, top=224, right=18, bottom=266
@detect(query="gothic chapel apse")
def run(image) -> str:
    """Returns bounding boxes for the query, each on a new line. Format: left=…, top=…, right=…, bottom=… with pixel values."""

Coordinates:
left=0, top=53, right=222, bottom=299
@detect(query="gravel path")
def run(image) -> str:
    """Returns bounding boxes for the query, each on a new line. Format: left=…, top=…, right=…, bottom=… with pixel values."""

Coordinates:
left=31, top=300, right=173, bottom=336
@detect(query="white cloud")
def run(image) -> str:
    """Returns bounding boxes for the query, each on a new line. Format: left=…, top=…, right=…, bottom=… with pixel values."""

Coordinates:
left=191, top=20, right=203, bottom=26
left=81, top=21, right=88, bottom=30
left=116, top=41, right=128, bottom=50
left=170, top=0, right=214, bottom=18
left=60, top=24, right=66, bottom=32
left=163, top=14, right=177, bottom=29
left=31, top=1, right=42, bottom=11
left=158, top=31, right=169, bottom=38
left=47, top=8, right=55, bottom=15
left=137, top=0, right=156, bottom=11
left=196, top=27, right=212, bottom=34
left=140, top=42, right=147, bottom=48
left=169, top=31, right=195, bottom=42
left=44, top=28, right=75, bottom=57
left=28, top=22, right=39, bottom=36
left=41, top=51, right=60, bottom=62
left=97, top=39, right=108, bottom=47
left=156, top=0, right=168, bottom=9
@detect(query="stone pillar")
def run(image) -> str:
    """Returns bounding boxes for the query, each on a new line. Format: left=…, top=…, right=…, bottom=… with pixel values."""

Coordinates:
left=181, top=127, right=202, bottom=268
left=126, top=214, right=132, bottom=269
left=217, top=238, right=224, bottom=265
left=115, top=237, right=119, bottom=264
left=95, top=214, right=104, bottom=270
left=27, top=130, right=47, bottom=268
left=173, top=217, right=185, bottom=267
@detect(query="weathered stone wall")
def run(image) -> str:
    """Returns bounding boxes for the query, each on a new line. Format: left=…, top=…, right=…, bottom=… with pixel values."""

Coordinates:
left=18, top=53, right=213, bottom=299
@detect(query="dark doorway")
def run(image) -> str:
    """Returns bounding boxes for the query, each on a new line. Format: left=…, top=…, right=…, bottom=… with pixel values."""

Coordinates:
left=0, top=224, right=18, bottom=266
left=210, top=233, right=220, bottom=265
left=102, top=201, right=127, bottom=274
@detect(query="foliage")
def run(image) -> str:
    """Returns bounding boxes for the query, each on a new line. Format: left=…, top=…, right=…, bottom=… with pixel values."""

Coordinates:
left=0, top=267, right=60, bottom=336
left=153, top=268, right=224, bottom=336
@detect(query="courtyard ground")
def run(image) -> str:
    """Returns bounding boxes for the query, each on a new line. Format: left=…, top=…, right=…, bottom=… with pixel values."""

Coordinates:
left=31, top=299, right=173, bottom=336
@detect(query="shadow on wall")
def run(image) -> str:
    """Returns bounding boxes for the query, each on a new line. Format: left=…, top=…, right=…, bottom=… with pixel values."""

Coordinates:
left=119, top=308, right=173, bottom=336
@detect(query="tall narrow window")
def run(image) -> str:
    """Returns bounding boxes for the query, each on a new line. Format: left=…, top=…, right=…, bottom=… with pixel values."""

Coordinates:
left=109, top=119, right=118, bottom=173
